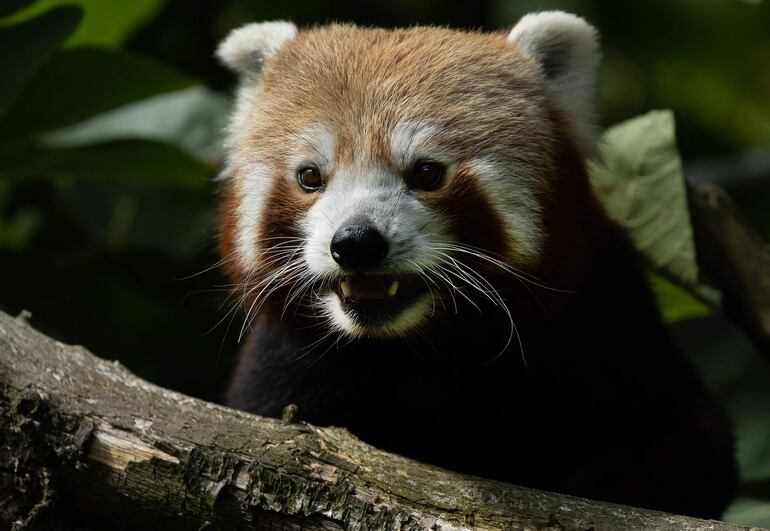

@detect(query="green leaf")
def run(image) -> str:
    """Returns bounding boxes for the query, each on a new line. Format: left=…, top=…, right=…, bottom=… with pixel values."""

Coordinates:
left=732, top=379, right=770, bottom=483
left=0, top=7, right=81, bottom=114
left=676, top=315, right=770, bottom=515
left=0, top=0, right=36, bottom=19
left=1, top=140, right=213, bottom=190
left=43, top=86, right=230, bottom=164
left=0, top=209, right=40, bottom=249
left=647, top=272, right=711, bottom=323
left=589, top=110, right=699, bottom=286
left=2, top=0, right=161, bottom=49
left=0, top=48, right=193, bottom=149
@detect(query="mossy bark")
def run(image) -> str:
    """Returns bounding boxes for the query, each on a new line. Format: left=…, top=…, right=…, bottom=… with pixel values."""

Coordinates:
left=0, top=311, right=761, bottom=530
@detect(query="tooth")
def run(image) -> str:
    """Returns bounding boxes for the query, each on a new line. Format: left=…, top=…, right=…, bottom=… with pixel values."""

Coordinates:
left=340, top=280, right=351, bottom=298
left=388, top=280, right=399, bottom=297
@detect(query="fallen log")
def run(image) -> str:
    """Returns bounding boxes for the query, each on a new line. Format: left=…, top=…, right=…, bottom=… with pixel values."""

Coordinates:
left=0, top=311, right=759, bottom=530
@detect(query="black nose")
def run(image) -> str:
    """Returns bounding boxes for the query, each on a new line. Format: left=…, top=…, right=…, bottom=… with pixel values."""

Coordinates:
left=330, top=217, right=389, bottom=270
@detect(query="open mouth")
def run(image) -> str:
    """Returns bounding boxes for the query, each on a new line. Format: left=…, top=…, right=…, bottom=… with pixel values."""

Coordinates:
left=332, top=274, right=427, bottom=323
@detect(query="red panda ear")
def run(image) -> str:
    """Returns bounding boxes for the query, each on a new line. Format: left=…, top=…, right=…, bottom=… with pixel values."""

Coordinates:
left=508, top=11, right=600, bottom=151
left=216, top=21, right=297, bottom=76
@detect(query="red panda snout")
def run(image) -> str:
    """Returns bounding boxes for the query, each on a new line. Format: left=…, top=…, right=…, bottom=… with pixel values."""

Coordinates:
left=329, top=216, right=389, bottom=270
left=299, top=157, right=447, bottom=337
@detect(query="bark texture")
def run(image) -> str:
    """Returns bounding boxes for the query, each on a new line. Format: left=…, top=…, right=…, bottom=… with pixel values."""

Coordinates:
left=0, top=311, right=762, bottom=531
left=689, top=183, right=770, bottom=358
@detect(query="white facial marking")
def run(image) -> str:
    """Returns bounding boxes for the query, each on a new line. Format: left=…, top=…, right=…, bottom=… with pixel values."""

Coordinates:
left=222, top=83, right=274, bottom=179
left=233, top=124, right=334, bottom=272
left=389, top=119, right=455, bottom=168
left=236, top=163, right=273, bottom=269
left=301, top=158, right=446, bottom=336
left=302, top=162, right=444, bottom=278
left=466, top=156, right=543, bottom=263
left=294, top=118, right=547, bottom=336
left=289, top=123, right=335, bottom=170
left=390, top=119, right=544, bottom=264
left=319, top=292, right=434, bottom=338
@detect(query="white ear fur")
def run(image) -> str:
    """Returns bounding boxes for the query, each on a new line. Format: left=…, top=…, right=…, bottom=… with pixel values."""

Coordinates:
left=216, top=21, right=297, bottom=76
left=508, top=11, right=599, bottom=150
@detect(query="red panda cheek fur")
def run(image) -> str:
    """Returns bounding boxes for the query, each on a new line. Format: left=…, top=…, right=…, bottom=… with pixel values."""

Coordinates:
left=216, top=178, right=242, bottom=288
left=219, top=162, right=324, bottom=309
left=419, top=167, right=510, bottom=266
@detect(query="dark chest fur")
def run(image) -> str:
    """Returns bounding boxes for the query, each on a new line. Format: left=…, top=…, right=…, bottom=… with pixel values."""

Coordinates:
left=225, top=237, right=738, bottom=519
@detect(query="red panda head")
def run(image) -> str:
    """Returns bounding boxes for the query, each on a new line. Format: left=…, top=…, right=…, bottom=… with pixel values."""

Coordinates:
left=216, top=13, right=600, bottom=339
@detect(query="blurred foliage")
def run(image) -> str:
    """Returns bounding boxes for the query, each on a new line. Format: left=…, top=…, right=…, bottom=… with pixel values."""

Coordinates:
left=0, top=0, right=228, bottom=397
left=4, top=0, right=162, bottom=49
left=0, top=0, right=768, bottom=526
left=0, top=5, right=79, bottom=113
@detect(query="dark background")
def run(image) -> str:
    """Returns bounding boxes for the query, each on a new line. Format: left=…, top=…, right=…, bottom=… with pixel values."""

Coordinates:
left=1, top=0, right=768, bottom=525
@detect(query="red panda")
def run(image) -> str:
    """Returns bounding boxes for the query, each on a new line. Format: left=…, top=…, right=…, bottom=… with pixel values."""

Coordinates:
left=215, top=13, right=737, bottom=518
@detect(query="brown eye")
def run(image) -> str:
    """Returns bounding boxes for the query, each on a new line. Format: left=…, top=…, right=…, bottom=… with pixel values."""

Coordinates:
left=409, top=161, right=445, bottom=190
left=297, top=165, right=323, bottom=191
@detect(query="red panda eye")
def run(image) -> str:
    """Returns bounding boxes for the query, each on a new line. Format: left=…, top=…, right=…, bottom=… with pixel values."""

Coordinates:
left=409, top=161, right=445, bottom=191
left=297, top=165, right=324, bottom=191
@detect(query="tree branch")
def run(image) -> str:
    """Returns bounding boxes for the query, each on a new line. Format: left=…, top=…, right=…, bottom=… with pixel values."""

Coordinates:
left=689, top=183, right=770, bottom=358
left=0, top=311, right=758, bottom=530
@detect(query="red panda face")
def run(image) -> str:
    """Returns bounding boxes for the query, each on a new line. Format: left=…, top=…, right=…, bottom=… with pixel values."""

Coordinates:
left=217, top=14, right=599, bottom=338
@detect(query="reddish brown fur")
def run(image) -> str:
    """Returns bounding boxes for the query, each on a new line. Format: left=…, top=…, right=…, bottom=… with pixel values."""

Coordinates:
left=220, top=25, right=566, bottom=304
left=427, top=165, right=511, bottom=261
left=216, top=178, right=241, bottom=286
